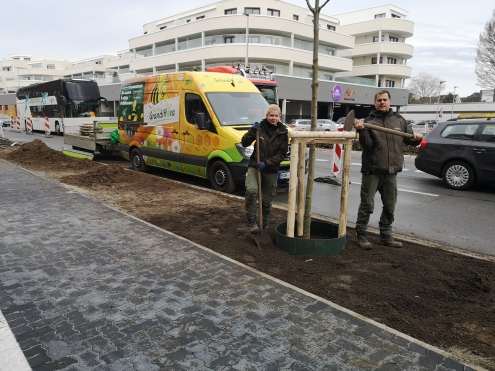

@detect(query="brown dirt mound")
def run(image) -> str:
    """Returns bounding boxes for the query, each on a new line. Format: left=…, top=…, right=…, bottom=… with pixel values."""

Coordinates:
left=5, top=139, right=99, bottom=172
left=1, top=141, right=494, bottom=370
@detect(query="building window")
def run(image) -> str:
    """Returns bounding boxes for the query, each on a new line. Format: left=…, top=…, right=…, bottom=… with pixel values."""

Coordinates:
left=389, top=36, right=399, bottom=42
left=224, top=8, right=237, bottom=15
left=392, top=13, right=401, bottom=18
left=378, top=79, right=382, bottom=87
left=47, top=64, right=55, bottom=69
left=3, top=67, right=11, bottom=71
left=385, top=80, right=395, bottom=87
left=327, top=25, right=336, bottom=31
left=373, top=35, right=384, bottom=42
left=31, top=63, right=42, bottom=69
left=186, top=19, right=191, bottom=23
left=249, top=36, right=260, bottom=43
left=196, top=15, right=205, bottom=20
left=224, top=36, right=235, bottom=43
left=371, top=57, right=383, bottom=64
left=266, top=36, right=279, bottom=45
left=244, top=8, right=260, bottom=15
left=293, top=14, right=299, bottom=21
left=374, top=13, right=386, bottom=19
left=324, top=48, right=335, bottom=56
left=323, top=74, right=333, bottom=81
left=267, top=9, right=280, bottom=17
left=160, top=25, right=167, bottom=30
left=387, top=58, right=397, bottom=64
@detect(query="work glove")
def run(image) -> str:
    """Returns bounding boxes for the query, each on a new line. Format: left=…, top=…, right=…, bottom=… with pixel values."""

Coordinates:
left=256, top=161, right=266, bottom=171
left=252, top=122, right=259, bottom=130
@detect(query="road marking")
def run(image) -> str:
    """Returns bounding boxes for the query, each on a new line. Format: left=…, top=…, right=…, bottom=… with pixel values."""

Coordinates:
left=352, top=182, right=439, bottom=197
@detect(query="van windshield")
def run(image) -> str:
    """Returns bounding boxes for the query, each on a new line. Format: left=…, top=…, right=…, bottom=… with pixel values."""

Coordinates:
left=206, top=92, right=269, bottom=126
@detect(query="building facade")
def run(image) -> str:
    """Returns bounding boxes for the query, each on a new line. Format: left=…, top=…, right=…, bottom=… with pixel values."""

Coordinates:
left=1, top=0, right=415, bottom=121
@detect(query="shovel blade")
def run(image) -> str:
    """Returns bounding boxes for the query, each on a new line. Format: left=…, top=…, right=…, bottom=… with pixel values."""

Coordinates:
left=252, top=233, right=262, bottom=249
left=343, top=110, right=355, bottom=132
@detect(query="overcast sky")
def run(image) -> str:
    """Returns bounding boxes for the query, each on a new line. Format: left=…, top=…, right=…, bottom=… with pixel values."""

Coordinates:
left=2, top=0, right=493, bottom=97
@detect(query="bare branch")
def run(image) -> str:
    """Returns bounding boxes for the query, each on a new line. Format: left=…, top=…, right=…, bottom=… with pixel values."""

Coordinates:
left=319, top=0, right=331, bottom=11
left=305, top=0, right=315, bottom=13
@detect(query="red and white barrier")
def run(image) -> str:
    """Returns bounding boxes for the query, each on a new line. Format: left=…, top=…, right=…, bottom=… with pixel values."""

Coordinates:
left=11, top=118, right=15, bottom=131
left=16, top=117, right=21, bottom=133
left=331, top=128, right=344, bottom=177
left=44, top=117, right=52, bottom=137
left=26, top=118, right=33, bottom=135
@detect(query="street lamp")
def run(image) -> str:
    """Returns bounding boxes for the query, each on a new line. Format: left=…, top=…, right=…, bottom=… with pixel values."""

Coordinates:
left=243, top=13, right=250, bottom=66
left=434, top=80, right=446, bottom=132
left=451, top=86, right=458, bottom=119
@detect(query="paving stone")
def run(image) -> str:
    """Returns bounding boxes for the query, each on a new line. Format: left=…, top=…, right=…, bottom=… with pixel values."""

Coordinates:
left=0, top=161, right=473, bottom=371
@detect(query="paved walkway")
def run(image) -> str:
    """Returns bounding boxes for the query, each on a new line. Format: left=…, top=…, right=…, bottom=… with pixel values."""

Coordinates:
left=0, top=159, right=479, bottom=370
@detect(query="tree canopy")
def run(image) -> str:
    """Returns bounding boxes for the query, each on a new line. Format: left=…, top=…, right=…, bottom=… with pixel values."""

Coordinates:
left=475, top=10, right=495, bottom=89
left=407, top=72, right=445, bottom=104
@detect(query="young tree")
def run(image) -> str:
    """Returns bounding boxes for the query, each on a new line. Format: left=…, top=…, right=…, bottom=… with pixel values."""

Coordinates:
left=302, top=0, right=330, bottom=238
left=475, top=10, right=495, bottom=89
left=407, top=72, right=444, bottom=104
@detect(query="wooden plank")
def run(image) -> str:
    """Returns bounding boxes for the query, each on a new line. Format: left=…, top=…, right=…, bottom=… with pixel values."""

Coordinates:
left=338, top=140, right=353, bottom=238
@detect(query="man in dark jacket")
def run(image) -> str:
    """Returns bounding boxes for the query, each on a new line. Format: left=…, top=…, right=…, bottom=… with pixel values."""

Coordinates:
left=353, top=90, right=423, bottom=249
left=241, top=104, right=288, bottom=233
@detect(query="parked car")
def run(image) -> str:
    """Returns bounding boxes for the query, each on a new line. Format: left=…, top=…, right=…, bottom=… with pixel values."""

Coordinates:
left=415, top=118, right=495, bottom=190
left=413, top=120, right=437, bottom=129
left=335, top=117, right=346, bottom=129
left=288, top=119, right=337, bottom=131
left=0, top=114, right=11, bottom=127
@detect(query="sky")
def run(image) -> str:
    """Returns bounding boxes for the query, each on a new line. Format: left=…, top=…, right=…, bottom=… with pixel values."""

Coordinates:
left=2, top=0, right=494, bottom=98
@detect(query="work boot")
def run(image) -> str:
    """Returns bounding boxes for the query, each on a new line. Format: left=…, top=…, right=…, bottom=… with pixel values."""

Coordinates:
left=379, top=234, right=403, bottom=248
left=248, top=220, right=260, bottom=234
left=356, top=233, right=372, bottom=250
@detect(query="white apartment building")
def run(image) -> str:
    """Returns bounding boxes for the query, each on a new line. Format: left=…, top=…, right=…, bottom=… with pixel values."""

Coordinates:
left=0, top=0, right=414, bottom=121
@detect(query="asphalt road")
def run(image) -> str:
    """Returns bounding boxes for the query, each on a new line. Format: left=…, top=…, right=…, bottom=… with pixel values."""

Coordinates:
left=2, top=128, right=494, bottom=257
left=282, top=151, right=495, bottom=257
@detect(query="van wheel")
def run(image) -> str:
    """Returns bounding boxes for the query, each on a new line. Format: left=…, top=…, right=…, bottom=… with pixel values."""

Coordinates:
left=442, top=161, right=474, bottom=190
left=55, top=123, right=62, bottom=136
left=209, top=161, right=235, bottom=193
left=131, top=149, right=148, bottom=172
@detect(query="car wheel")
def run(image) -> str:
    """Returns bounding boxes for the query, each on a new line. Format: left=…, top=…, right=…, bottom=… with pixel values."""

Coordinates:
left=442, top=161, right=475, bottom=190
left=131, top=148, right=148, bottom=172
left=209, top=161, right=236, bottom=193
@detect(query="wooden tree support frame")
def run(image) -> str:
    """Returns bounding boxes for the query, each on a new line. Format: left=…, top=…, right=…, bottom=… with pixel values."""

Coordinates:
left=287, top=130, right=358, bottom=239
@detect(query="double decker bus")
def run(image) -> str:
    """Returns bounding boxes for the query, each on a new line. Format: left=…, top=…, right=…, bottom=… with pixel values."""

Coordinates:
left=206, top=64, right=278, bottom=105
left=16, top=78, right=111, bottom=135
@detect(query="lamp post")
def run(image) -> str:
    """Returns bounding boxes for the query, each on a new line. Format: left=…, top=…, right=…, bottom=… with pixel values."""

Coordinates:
left=243, top=13, right=250, bottom=66
left=434, top=80, right=446, bottom=133
left=451, top=86, right=458, bottom=119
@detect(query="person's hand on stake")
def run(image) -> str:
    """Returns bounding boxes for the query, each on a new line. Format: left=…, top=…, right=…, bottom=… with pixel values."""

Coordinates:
left=256, top=162, right=265, bottom=171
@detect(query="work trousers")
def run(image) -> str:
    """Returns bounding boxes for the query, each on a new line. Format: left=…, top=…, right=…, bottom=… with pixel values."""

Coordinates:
left=245, top=167, right=278, bottom=227
left=355, top=173, right=398, bottom=237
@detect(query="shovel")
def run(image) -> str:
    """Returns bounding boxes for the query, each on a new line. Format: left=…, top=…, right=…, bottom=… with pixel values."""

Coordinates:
left=344, top=110, right=414, bottom=138
left=252, top=128, right=275, bottom=249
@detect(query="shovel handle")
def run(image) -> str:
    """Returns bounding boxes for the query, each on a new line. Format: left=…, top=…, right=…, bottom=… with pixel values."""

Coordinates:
left=345, top=110, right=414, bottom=139
left=363, top=122, right=414, bottom=139
left=255, top=130, right=263, bottom=230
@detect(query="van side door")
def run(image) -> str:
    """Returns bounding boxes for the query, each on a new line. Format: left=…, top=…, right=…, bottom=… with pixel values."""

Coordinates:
left=180, top=92, right=216, bottom=178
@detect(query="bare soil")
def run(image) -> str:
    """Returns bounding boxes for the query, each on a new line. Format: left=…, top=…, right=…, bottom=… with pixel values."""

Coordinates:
left=1, top=140, right=495, bottom=370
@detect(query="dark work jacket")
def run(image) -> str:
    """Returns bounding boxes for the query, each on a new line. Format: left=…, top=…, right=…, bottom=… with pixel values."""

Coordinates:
left=357, top=109, right=421, bottom=174
left=241, top=119, right=289, bottom=174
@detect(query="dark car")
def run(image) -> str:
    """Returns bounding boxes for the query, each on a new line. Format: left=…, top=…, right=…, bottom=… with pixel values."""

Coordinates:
left=415, top=118, right=495, bottom=190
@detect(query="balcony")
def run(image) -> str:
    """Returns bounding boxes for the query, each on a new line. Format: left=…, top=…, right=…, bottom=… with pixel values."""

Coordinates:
left=351, top=42, right=414, bottom=59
